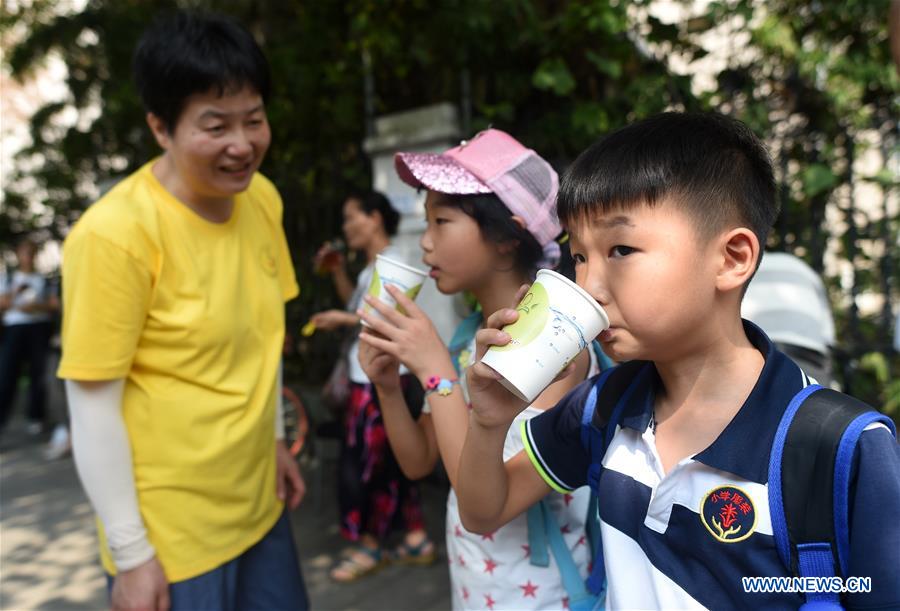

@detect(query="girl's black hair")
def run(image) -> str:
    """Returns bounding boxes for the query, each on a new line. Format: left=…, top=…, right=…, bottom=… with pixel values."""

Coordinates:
left=441, top=193, right=544, bottom=278
left=133, top=11, right=271, bottom=133
left=346, top=190, right=401, bottom=237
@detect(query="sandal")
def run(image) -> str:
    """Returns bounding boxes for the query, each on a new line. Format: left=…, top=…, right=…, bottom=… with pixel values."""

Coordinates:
left=391, top=537, right=436, bottom=566
left=330, top=546, right=387, bottom=582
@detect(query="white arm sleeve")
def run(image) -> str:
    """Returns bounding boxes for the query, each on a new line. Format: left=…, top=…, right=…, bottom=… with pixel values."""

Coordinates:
left=275, top=360, right=285, bottom=440
left=65, top=379, right=156, bottom=571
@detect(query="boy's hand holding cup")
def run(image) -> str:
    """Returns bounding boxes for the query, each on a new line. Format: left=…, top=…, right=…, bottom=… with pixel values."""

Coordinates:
left=467, top=291, right=535, bottom=430
left=470, top=270, right=610, bottom=428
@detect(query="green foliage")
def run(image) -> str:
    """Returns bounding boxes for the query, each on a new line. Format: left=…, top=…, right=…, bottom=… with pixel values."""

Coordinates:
left=2, top=0, right=897, bottom=397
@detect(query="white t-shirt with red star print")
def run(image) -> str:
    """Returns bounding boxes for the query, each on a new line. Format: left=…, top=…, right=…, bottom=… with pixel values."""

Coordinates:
left=442, top=339, right=598, bottom=610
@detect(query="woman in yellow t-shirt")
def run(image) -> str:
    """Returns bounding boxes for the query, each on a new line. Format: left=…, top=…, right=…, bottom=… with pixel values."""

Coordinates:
left=57, top=11, right=308, bottom=611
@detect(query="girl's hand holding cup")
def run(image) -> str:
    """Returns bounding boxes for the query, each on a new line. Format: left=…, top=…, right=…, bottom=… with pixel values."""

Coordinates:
left=357, top=339, right=401, bottom=390
left=358, top=284, right=453, bottom=382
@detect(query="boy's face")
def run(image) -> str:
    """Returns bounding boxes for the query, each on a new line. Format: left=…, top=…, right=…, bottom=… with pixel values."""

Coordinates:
left=150, top=85, right=270, bottom=202
left=568, top=199, right=722, bottom=364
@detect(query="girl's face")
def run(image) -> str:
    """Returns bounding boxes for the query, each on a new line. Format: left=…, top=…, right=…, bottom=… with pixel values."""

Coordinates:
left=342, top=198, right=381, bottom=251
left=419, top=192, right=499, bottom=295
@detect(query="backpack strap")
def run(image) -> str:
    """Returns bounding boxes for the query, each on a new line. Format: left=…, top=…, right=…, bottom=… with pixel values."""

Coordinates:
left=769, top=384, right=897, bottom=608
left=591, top=339, right=615, bottom=372
left=832, top=409, right=895, bottom=574
left=538, top=499, right=603, bottom=611
left=579, top=359, right=652, bottom=596
left=581, top=360, right=649, bottom=490
left=447, top=310, right=483, bottom=377
left=525, top=503, right=550, bottom=568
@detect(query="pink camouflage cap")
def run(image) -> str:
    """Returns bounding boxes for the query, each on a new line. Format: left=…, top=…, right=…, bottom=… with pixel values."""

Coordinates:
left=394, top=129, right=562, bottom=266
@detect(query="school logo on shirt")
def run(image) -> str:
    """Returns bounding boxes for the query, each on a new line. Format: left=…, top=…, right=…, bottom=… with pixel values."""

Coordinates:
left=260, top=245, right=277, bottom=276
left=700, top=485, right=756, bottom=543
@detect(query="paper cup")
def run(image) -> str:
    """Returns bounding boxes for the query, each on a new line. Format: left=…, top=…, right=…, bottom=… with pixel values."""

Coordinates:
left=480, top=269, right=609, bottom=403
left=362, top=254, right=428, bottom=324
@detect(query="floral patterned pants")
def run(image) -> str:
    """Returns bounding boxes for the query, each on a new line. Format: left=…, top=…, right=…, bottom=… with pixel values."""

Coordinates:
left=338, top=376, right=426, bottom=543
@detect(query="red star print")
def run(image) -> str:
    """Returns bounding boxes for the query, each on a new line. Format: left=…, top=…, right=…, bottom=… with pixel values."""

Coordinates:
left=563, top=493, right=574, bottom=506
left=462, top=587, right=469, bottom=601
left=562, top=595, right=570, bottom=609
left=484, top=594, right=496, bottom=610
left=521, top=544, right=531, bottom=557
left=484, top=558, right=499, bottom=575
left=454, top=525, right=463, bottom=537
left=560, top=523, right=571, bottom=534
left=458, top=554, right=466, bottom=567
left=520, top=580, right=539, bottom=598
left=480, top=531, right=496, bottom=541
left=576, top=534, right=587, bottom=546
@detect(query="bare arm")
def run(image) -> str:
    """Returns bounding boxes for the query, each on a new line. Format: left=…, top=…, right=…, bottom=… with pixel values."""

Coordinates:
left=309, top=309, right=359, bottom=331
left=455, top=348, right=588, bottom=532
left=358, top=287, right=471, bottom=486
left=455, top=304, right=579, bottom=533
left=457, top=427, right=552, bottom=533
left=17, top=294, right=59, bottom=314
left=411, top=362, right=471, bottom=488
left=375, top=384, right=440, bottom=480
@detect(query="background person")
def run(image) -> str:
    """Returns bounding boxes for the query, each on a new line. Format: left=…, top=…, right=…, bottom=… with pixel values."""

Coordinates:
left=0, top=238, right=59, bottom=435
left=310, top=190, right=431, bottom=582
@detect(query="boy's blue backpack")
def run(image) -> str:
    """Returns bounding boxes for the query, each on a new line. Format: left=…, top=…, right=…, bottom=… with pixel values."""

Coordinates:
left=577, top=360, right=897, bottom=610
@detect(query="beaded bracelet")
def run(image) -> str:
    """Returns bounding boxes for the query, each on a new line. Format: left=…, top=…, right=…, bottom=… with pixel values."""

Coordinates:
left=424, top=375, right=459, bottom=397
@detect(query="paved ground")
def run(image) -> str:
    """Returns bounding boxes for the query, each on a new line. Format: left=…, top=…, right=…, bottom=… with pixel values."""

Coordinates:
left=0, top=410, right=452, bottom=611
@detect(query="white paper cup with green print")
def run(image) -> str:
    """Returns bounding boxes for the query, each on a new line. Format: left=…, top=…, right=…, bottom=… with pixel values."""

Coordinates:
left=480, top=269, right=609, bottom=403
left=361, top=255, right=428, bottom=325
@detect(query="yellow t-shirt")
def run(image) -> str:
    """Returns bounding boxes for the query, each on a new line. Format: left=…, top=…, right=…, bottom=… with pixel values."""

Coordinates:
left=57, top=161, right=299, bottom=581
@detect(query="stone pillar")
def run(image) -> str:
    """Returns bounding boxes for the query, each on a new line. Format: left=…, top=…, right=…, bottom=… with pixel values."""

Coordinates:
left=363, top=103, right=469, bottom=343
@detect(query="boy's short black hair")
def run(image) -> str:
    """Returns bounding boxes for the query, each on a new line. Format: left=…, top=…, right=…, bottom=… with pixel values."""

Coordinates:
left=133, top=11, right=271, bottom=133
left=558, top=112, right=778, bottom=256
left=346, top=190, right=401, bottom=237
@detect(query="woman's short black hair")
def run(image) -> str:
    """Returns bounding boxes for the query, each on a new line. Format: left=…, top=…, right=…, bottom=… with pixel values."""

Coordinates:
left=441, top=193, right=544, bottom=278
left=558, top=112, right=778, bottom=252
left=346, top=191, right=401, bottom=237
left=132, top=11, right=271, bottom=133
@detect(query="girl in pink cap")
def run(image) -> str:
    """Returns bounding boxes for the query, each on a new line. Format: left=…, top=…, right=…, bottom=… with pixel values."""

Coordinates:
left=357, top=130, right=605, bottom=610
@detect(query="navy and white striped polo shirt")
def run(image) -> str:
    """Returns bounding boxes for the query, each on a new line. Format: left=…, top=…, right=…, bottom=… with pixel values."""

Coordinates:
left=521, top=323, right=900, bottom=609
